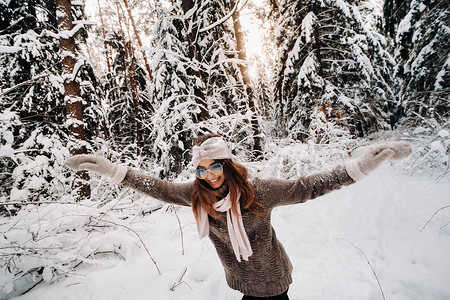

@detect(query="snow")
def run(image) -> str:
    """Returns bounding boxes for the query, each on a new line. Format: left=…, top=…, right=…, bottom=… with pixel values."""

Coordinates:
left=336, top=95, right=354, bottom=108
left=59, top=23, right=85, bottom=39
left=9, top=187, right=31, bottom=202
left=410, top=38, right=436, bottom=75
left=73, top=20, right=97, bottom=26
left=437, top=130, right=449, bottom=138
left=5, top=141, right=450, bottom=300
left=297, top=53, right=318, bottom=88
left=300, top=12, right=316, bottom=44
left=0, top=144, right=14, bottom=157
left=71, top=1, right=84, bottom=6
left=396, top=11, right=413, bottom=41
left=198, top=1, right=238, bottom=33
left=434, top=53, right=450, bottom=90
left=0, top=46, right=23, bottom=53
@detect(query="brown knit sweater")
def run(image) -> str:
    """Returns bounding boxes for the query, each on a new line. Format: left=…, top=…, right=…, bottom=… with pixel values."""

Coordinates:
left=121, top=165, right=355, bottom=297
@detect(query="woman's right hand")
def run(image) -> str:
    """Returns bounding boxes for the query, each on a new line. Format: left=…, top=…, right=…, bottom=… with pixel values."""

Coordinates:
left=65, top=154, right=128, bottom=184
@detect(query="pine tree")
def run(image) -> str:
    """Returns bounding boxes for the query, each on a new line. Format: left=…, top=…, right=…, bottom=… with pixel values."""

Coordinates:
left=253, top=59, right=275, bottom=118
left=274, top=0, right=395, bottom=142
left=383, top=0, right=411, bottom=38
left=0, top=0, right=66, bottom=213
left=0, top=0, right=103, bottom=212
left=394, top=0, right=449, bottom=123
left=148, top=2, right=200, bottom=178
left=147, top=0, right=266, bottom=178
left=230, top=0, right=264, bottom=156
left=57, top=0, right=92, bottom=199
left=103, top=2, right=152, bottom=156
left=195, top=0, right=263, bottom=158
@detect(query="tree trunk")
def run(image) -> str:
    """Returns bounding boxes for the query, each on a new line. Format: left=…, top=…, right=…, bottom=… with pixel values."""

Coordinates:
left=98, top=0, right=113, bottom=75
left=181, top=0, right=209, bottom=121
left=121, top=0, right=153, bottom=81
left=97, top=0, right=113, bottom=141
left=115, top=1, right=142, bottom=153
left=312, top=1, right=323, bottom=77
left=230, top=0, right=263, bottom=157
left=57, top=0, right=90, bottom=199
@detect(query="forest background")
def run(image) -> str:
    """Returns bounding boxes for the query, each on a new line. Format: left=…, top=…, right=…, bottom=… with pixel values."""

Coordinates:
left=0, top=0, right=449, bottom=298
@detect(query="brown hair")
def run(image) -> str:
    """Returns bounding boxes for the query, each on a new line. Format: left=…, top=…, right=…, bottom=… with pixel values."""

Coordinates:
left=190, top=133, right=263, bottom=219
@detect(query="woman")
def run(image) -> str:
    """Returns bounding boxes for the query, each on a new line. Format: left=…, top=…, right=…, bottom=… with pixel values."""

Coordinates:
left=66, top=133, right=412, bottom=299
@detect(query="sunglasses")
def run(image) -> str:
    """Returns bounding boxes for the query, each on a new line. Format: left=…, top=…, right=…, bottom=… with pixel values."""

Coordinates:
left=195, top=163, right=224, bottom=179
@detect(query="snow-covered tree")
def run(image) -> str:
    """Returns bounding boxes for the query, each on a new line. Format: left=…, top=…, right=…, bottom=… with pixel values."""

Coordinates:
left=383, top=0, right=411, bottom=38
left=0, top=0, right=103, bottom=211
left=148, top=2, right=201, bottom=178
left=195, top=0, right=264, bottom=158
left=394, top=0, right=449, bottom=123
left=274, top=0, right=396, bottom=142
left=252, top=58, right=275, bottom=118
left=104, top=30, right=151, bottom=154
left=146, top=0, right=267, bottom=178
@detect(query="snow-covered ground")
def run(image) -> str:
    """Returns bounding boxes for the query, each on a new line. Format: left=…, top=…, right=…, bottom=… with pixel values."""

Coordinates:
left=4, top=138, right=450, bottom=300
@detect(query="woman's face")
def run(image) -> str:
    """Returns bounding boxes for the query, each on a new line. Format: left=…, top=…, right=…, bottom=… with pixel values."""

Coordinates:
left=197, top=159, right=226, bottom=189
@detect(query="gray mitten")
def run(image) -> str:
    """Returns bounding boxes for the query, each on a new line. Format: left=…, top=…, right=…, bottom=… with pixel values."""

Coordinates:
left=66, top=154, right=128, bottom=184
left=346, top=141, right=412, bottom=181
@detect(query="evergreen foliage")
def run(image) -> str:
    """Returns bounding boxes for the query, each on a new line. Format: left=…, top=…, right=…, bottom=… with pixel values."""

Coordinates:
left=0, top=0, right=103, bottom=214
left=195, top=0, right=262, bottom=158
left=274, top=0, right=396, bottom=142
left=394, top=0, right=450, bottom=124
left=148, top=0, right=264, bottom=178
left=383, top=0, right=411, bottom=38
left=148, top=2, right=199, bottom=178
left=104, top=30, right=152, bottom=153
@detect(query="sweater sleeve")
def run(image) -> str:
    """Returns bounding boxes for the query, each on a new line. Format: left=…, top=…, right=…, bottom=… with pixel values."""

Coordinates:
left=121, top=169, right=194, bottom=207
left=253, top=165, right=355, bottom=208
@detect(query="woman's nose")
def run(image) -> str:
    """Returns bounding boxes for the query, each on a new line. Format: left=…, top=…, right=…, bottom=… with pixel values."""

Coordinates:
left=206, top=170, right=216, bottom=179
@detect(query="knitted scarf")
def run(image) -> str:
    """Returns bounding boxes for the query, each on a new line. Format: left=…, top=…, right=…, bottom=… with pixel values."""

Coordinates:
left=196, top=191, right=252, bottom=262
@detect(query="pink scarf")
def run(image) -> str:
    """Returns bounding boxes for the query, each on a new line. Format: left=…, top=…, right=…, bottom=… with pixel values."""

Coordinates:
left=196, top=191, right=252, bottom=262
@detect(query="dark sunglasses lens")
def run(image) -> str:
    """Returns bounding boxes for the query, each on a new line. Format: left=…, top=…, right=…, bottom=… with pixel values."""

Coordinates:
left=195, top=169, right=207, bottom=179
left=210, top=163, right=223, bottom=175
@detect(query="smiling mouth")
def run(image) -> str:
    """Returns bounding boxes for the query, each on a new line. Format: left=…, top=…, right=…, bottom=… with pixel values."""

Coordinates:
left=209, top=178, right=219, bottom=183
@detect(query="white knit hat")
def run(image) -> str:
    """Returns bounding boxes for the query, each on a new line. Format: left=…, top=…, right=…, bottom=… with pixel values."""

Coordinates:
left=191, top=137, right=233, bottom=168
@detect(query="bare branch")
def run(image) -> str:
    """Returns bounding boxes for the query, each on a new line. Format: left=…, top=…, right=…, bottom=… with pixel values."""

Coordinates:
left=169, top=205, right=185, bottom=255
left=90, top=217, right=161, bottom=275
left=169, top=267, right=193, bottom=291
left=420, top=206, right=450, bottom=232
left=336, top=238, right=386, bottom=300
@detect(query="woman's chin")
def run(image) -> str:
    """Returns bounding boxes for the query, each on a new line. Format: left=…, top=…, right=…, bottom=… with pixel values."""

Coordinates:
left=208, top=179, right=224, bottom=189
left=209, top=183, right=222, bottom=189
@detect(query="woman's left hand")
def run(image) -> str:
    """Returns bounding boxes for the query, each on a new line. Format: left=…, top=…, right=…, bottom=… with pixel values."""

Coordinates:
left=346, top=141, right=412, bottom=181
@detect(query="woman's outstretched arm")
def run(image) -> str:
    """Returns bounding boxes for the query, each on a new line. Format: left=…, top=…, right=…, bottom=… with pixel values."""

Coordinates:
left=66, top=154, right=194, bottom=206
left=254, top=141, right=412, bottom=208
left=122, top=169, right=193, bottom=207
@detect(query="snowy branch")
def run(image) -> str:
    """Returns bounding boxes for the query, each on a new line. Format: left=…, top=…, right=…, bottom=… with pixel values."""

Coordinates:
left=0, top=74, right=48, bottom=98
left=0, top=201, right=90, bottom=207
left=198, top=0, right=240, bottom=33
left=59, top=23, right=85, bottom=39
left=0, top=46, right=24, bottom=53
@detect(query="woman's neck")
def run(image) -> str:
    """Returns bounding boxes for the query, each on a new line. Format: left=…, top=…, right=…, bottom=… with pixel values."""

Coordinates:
left=216, top=182, right=229, bottom=198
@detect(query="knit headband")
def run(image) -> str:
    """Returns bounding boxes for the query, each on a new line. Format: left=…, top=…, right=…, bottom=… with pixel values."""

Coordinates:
left=192, top=137, right=233, bottom=168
